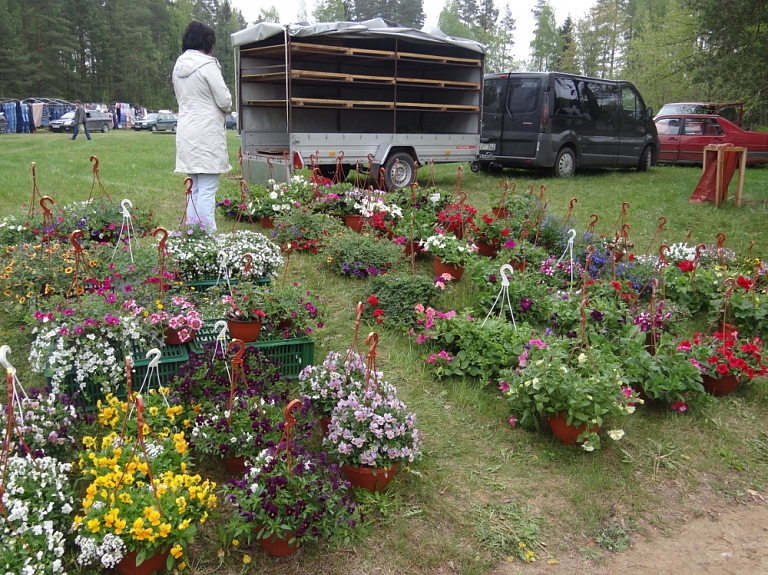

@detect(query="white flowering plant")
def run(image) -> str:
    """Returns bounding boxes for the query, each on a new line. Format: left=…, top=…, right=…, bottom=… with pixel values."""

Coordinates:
left=165, top=224, right=220, bottom=281
left=324, top=375, right=423, bottom=468
left=420, top=232, right=477, bottom=267
left=0, top=454, right=75, bottom=575
left=215, top=230, right=284, bottom=279
left=498, top=337, right=641, bottom=451
left=28, top=291, right=150, bottom=396
left=0, top=388, right=79, bottom=461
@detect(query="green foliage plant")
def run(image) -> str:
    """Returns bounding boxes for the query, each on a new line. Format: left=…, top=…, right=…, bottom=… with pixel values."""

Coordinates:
left=360, top=273, right=441, bottom=328
left=322, top=230, right=405, bottom=278
left=500, top=337, right=641, bottom=451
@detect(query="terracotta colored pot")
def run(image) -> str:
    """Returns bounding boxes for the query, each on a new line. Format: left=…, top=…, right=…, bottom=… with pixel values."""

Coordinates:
left=256, top=527, right=301, bottom=556
left=491, top=207, right=508, bottom=219
left=342, top=462, right=399, bottom=492
left=319, top=416, right=332, bottom=437
left=434, top=257, right=464, bottom=281
left=223, top=455, right=248, bottom=476
left=344, top=215, right=365, bottom=232
left=227, top=318, right=262, bottom=343
left=404, top=241, right=422, bottom=256
left=475, top=240, right=498, bottom=258
left=510, top=259, right=527, bottom=272
left=164, top=326, right=195, bottom=345
left=701, top=374, right=740, bottom=396
left=547, top=412, right=599, bottom=445
left=259, top=216, right=275, bottom=229
left=116, top=549, right=170, bottom=575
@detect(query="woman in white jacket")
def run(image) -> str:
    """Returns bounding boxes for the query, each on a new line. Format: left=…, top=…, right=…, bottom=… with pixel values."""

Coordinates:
left=173, top=21, right=232, bottom=234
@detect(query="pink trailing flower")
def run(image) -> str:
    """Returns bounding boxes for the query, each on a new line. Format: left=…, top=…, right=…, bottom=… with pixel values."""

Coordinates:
left=499, top=381, right=510, bottom=393
left=509, top=415, right=517, bottom=427
left=528, top=339, right=546, bottom=348
left=671, top=401, right=688, bottom=413
left=426, top=354, right=437, bottom=363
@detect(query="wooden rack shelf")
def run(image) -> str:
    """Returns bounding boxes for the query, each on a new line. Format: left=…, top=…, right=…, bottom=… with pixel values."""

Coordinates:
left=243, top=98, right=479, bottom=112
left=241, top=69, right=480, bottom=89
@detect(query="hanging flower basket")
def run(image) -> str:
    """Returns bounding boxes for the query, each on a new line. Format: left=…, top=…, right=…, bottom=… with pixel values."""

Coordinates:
left=342, top=462, right=399, bottom=492
left=547, top=412, right=600, bottom=445
left=259, top=216, right=275, bottom=229
left=116, top=549, right=170, bottom=575
left=227, top=318, right=263, bottom=342
left=434, top=257, right=464, bottom=281
left=343, top=215, right=366, bottom=232
left=701, top=374, right=740, bottom=396
left=255, top=527, right=301, bottom=556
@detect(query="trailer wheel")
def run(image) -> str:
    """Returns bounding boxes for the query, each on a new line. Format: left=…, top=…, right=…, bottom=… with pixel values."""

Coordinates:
left=383, top=152, right=415, bottom=189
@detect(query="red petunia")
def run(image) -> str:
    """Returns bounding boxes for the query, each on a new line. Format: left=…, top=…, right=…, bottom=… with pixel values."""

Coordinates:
left=707, top=355, right=720, bottom=364
left=716, top=364, right=730, bottom=376
left=611, top=281, right=622, bottom=291
left=372, top=308, right=384, bottom=318
left=677, top=260, right=695, bottom=273
left=736, top=276, right=754, bottom=291
left=367, top=295, right=379, bottom=306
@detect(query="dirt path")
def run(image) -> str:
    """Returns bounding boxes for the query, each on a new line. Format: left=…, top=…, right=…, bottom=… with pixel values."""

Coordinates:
left=489, top=500, right=768, bottom=575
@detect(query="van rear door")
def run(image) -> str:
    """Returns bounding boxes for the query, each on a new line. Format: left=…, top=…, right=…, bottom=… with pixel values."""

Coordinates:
left=480, top=76, right=507, bottom=156
left=500, top=77, right=542, bottom=158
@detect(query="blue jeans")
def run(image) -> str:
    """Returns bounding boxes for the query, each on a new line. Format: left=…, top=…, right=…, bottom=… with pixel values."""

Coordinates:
left=186, top=174, right=219, bottom=233
left=72, top=123, right=91, bottom=140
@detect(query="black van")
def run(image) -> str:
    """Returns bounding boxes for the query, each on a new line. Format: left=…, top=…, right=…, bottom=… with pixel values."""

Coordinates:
left=472, top=72, right=659, bottom=178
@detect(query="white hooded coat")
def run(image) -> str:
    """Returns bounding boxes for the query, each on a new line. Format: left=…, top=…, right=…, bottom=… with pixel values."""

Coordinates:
left=173, top=50, right=233, bottom=174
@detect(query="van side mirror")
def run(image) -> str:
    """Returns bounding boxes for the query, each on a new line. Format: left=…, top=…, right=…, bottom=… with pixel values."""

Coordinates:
left=646, top=106, right=653, bottom=120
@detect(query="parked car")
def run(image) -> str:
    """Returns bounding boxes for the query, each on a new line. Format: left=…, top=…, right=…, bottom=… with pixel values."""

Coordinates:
left=49, top=110, right=112, bottom=133
left=656, top=102, right=744, bottom=127
left=654, top=114, right=768, bottom=165
left=474, top=72, right=658, bottom=178
left=134, top=112, right=177, bottom=132
left=0, top=112, right=7, bottom=133
left=225, top=111, right=238, bottom=130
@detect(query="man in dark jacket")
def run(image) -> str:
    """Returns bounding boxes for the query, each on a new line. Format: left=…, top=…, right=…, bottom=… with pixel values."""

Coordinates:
left=71, top=101, right=91, bottom=140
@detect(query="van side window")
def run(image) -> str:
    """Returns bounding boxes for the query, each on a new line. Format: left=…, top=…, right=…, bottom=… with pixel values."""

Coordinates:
left=579, top=82, right=618, bottom=122
left=483, top=79, right=505, bottom=115
left=621, top=85, right=645, bottom=121
left=555, top=77, right=580, bottom=115
left=507, top=78, right=540, bottom=114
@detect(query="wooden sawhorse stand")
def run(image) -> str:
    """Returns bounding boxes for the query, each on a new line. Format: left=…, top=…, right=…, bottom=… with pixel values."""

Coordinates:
left=702, top=145, right=747, bottom=207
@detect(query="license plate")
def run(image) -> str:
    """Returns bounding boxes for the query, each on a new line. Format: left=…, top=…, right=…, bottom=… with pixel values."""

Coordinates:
left=479, top=143, right=496, bottom=151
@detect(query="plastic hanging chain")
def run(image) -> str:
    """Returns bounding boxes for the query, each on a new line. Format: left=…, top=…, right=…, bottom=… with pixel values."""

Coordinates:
left=274, top=399, right=302, bottom=476
left=112, top=199, right=138, bottom=263
left=87, top=156, right=113, bottom=212
left=0, top=345, right=29, bottom=427
left=26, top=162, right=41, bottom=225
left=482, top=264, right=517, bottom=330
left=180, top=177, right=202, bottom=231
left=135, top=349, right=168, bottom=408
left=555, top=229, right=577, bottom=285
left=216, top=250, right=233, bottom=294
left=211, top=321, right=231, bottom=384
left=364, top=332, right=380, bottom=397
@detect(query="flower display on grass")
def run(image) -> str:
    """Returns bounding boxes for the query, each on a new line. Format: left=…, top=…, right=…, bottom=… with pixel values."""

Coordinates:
left=263, top=282, right=326, bottom=338
left=677, top=330, right=768, bottom=381
left=324, top=377, right=423, bottom=468
left=297, top=350, right=370, bottom=418
left=0, top=455, right=75, bottom=575
left=223, top=444, right=360, bottom=547
left=436, top=202, right=477, bottom=236
left=420, top=232, right=476, bottom=267
left=0, top=388, right=78, bottom=460
left=123, top=293, right=203, bottom=345
left=28, top=292, right=149, bottom=396
left=74, top=430, right=217, bottom=570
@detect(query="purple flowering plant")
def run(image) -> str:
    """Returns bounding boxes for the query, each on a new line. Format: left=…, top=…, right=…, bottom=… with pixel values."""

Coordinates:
left=322, top=230, right=404, bottom=279
left=223, top=443, right=361, bottom=547
left=324, top=376, right=423, bottom=468
left=175, top=344, right=315, bottom=460
left=296, top=350, right=370, bottom=418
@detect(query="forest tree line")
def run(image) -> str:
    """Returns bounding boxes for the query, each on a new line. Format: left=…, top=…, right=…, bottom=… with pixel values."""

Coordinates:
left=1, top=0, right=766, bottom=125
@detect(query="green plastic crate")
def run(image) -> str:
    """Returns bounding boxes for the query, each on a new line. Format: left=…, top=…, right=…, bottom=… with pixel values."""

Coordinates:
left=188, top=320, right=314, bottom=378
left=182, top=276, right=271, bottom=292
left=45, top=343, right=189, bottom=412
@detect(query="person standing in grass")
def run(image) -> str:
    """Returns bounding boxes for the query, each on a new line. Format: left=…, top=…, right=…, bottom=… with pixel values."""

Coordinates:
left=172, top=20, right=232, bottom=234
left=70, top=100, right=90, bottom=140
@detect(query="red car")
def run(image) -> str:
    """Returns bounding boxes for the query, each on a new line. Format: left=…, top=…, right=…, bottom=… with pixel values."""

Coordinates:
left=655, top=114, right=768, bottom=165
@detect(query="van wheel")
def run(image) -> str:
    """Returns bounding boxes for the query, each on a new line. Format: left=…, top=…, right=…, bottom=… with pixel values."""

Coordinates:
left=638, top=146, right=652, bottom=172
left=552, top=148, right=576, bottom=178
left=384, top=152, right=416, bottom=190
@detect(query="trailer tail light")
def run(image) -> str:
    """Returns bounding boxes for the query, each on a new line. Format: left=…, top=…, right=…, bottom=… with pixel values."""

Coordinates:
left=540, top=98, right=549, bottom=131
left=293, top=152, right=303, bottom=170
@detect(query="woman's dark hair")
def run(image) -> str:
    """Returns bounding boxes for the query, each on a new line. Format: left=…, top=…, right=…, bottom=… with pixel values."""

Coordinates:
left=182, top=21, right=216, bottom=54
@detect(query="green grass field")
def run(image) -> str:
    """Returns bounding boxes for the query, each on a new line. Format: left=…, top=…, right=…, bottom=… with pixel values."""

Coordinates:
left=2, top=130, right=768, bottom=574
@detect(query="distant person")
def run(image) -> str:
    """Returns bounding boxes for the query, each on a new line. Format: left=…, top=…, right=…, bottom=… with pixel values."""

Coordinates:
left=71, top=100, right=91, bottom=140
left=172, top=20, right=232, bottom=234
